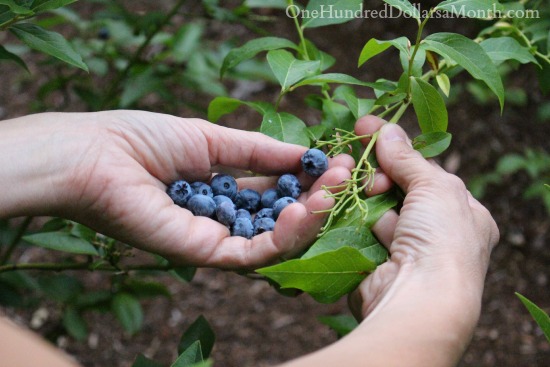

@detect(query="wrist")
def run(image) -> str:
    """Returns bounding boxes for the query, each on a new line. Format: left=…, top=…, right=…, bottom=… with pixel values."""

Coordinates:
left=0, top=112, right=100, bottom=218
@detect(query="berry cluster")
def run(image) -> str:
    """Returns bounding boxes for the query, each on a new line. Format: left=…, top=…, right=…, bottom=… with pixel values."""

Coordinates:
left=166, top=149, right=328, bottom=239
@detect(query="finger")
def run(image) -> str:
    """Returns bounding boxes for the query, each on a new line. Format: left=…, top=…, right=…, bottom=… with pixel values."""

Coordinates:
left=371, top=209, right=399, bottom=249
left=376, top=124, right=443, bottom=194
left=355, top=115, right=387, bottom=145
left=297, top=154, right=355, bottom=190
left=303, top=166, right=353, bottom=202
left=199, top=120, right=306, bottom=176
left=364, top=169, right=394, bottom=197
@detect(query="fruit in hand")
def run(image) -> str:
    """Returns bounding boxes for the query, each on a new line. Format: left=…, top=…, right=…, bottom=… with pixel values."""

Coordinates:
left=211, top=174, right=238, bottom=200
left=186, top=194, right=216, bottom=217
left=166, top=180, right=194, bottom=207
left=235, top=189, right=262, bottom=213
left=301, top=148, right=328, bottom=177
left=231, top=217, right=254, bottom=239
left=277, top=174, right=301, bottom=199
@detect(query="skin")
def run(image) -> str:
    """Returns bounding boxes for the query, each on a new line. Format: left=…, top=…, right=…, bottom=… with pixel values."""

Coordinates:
left=0, top=113, right=499, bottom=367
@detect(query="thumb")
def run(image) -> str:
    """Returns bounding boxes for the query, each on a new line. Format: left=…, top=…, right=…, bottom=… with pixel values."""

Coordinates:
left=376, top=124, right=440, bottom=193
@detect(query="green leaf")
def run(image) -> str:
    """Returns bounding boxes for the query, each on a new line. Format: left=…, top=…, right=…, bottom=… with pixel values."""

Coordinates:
left=178, top=315, right=215, bottom=358
left=435, top=73, right=451, bottom=97
left=291, top=73, right=394, bottom=91
left=120, top=67, right=162, bottom=107
left=123, top=279, right=171, bottom=299
left=172, top=23, right=204, bottom=63
left=31, top=0, right=78, bottom=13
left=260, top=112, right=310, bottom=147
left=257, top=247, right=377, bottom=304
left=358, top=37, right=409, bottom=67
left=172, top=341, right=203, bottom=367
left=318, top=314, right=358, bottom=337
left=0, top=0, right=33, bottom=15
left=10, top=23, right=88, bottom=71
left=495, top=154, right=526, bottom=175
left=306, top=124, right=326, bottom=141
left=480, top=37, right=539, bottom=66
left=207, top=97, right=274, bottom=123
left=412, top=132, right=452, bottom=158
left=69, top=222, right=96, bottom=242
left=435, top=0, right=504, bottom=18
left=516, top=292, right=550, bottom=343
left=334, top=86, right=374, bottom=119
left=298, top=38, right=335, bottom=71
left=171, top=266, right=197, bottom=282
left=0, top=44, right=28, bottom=71
left=112, top=293, right=143, bottom=335
left=333, top=192, right=399, bottom=229
left=267, top=49, right=320, bottom=91
left=132, top=354, right=164, bottom=367
left=38, top=274, right=82, bottom=303
left=245, top=0, right=287, bottom=9
left=302, top=226, right=378, bottom=259
left=63, top=306, right=88, bottom=341
left=23, top=232, right=98, bottom=256
left=410, top=77, right=448, bottom=133
left=422, top=32, right=504, bottom=110
left=220, top=37, right=297, bottom=78
left=302, top=0, right=363, bottom=29
left=382, top=0, right=420, bottom=21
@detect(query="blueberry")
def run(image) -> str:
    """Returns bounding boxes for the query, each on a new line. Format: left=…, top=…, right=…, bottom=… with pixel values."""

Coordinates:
left=97, top=27, right=110, bottom=40
left=277, top=174, right=301, bottom=199
left=216, top=201, right=236, bottom=226
left=166, top=180, right=194, bottom=207
left=191, top=182, right=213, bottom=197
left=213, top=195, right=234, bottom=208
left=236, top=209, right=252, bottom=221
left=261, top=188, right=279, bottom=208
left=301, top=148, right=328, bottom=177
left=235, top=189, right=261, bottom=213
left=254, top=208, right=274, bottom=223
left=231, top=218, right=254, bottom=239
left=273, top=197, right=297, bottom=219
left=253, top=218, right=275, bottom=235
left=210, top=174, right=238, bottom=200
left=186, top=194, right=216, bottom=217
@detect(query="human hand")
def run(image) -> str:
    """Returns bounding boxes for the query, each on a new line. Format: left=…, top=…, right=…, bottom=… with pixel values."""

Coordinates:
left=0, top=111, right=353, bottom=269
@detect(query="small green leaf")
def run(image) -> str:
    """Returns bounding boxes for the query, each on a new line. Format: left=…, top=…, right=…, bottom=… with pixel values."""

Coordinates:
left=245, top=0, right=287, bottom=9
left=435, top=0, right=504, bottom=18
left=318, top=315, right=358, bottom=337
left=495, top=154, right=527, bottom=175
left=334, top=86, right=375, bottom=119
left=38, top=274, right=82, bottom=303
left=69, top=222, right=96, bottom=242
left=123, top=279, right=171, bottom=299
left=23, top=232, right=98, bottom=256
left=516, top=292, right=550, bottom=343
left=260, top=112, right=310, bottom=147
left=267, top=49, right=320, bottom=91
left=480, top=37, right=540, bottom=66
left=170, top=266, right=197, bottom=282
left=120, top=67, right=162, bottom=107
left=0, top=0, right=33, bottom=15
left=412, top=132, right=452, bottom=158
left=31, top=0, right=78, bottom=13
left=302, top=0, right=363, bottom=28
left=292, top=73, right=394, bottom=91
left=63, top=306, right=88, bottom=341
left=423, top=32, right=504, bottom=111
left=410, top=77, right=448, bottom=133
left=221, top=37, right=297, bottom=78
left=257, top=247, right=377, bottom=304
left=10, top=23, right=88, bottom=71
left=131, top=354, right=164, bottom=367
left=0, top=45, right=28, bottom=71
left=435, top=73, right=451, bottom=97
left=178, top=315, right=215, bottom=358
left=382, top=0, right=420, bottom=21
left=358, top=37, right=409, bottom=67
left=333, top=192, right=399, bottom=229
left=302, top=226, right=378, bottom=259
left=112, top=293, right=143, bottom=335
left=207, top=97, right=274, bottom=123
left=172, top=341, right=203, bottom=367
left=306, top=124, right=326, bottom=141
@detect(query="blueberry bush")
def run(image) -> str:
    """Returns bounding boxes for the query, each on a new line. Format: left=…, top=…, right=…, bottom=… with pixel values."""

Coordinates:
left=0, top=0, right=549, bottom=365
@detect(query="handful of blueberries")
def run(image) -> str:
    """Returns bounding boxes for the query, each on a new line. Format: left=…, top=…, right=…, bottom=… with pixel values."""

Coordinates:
left=166, top=148, right=329, bottom=239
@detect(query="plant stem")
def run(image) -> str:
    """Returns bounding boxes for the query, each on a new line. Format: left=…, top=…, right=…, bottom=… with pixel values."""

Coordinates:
left=100, top=0, right=186, bottom=109
left=0, top=217, right=33, bottom=265
left=0, top=261, right=173, bottom=274
left=288, top=0, right=309, bottom=60
left=389, top=102, right=410, bottom=124
left=408, top=9, right=433, bottom=80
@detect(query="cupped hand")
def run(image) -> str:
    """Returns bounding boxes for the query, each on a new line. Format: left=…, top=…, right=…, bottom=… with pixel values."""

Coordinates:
left=350, top=116, right=500, bottom=319
left=52, top=111, right=353, bottom=269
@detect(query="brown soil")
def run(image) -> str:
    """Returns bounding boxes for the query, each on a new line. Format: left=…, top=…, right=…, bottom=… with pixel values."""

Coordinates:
left=1, top=1, right=549, bottom=367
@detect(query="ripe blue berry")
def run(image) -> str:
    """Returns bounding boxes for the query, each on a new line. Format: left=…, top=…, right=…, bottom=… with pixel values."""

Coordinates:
left=301, top=148, right=328, bottom=177
left=216, top=201, right=237, bottom=226
left=186, top=194, right=216, bottom=217
left=254, top=208, right=274, bottom=223
left=191, top=182, right=213, bottom=197
left=97, top=27, right=110, bottom=40
left=261, top=188, right=279, bottom=208
left=235, top=189, right=261, bottom=213
left=231, top=218, right=254, bottom=239
left=273, top=197, right=297, bottom=219
left=236, top=209, right=252, bottom=221
left=253, top=218, right=275, bottom=235
left=277, top=174, right=301, bottom=199
left=167, top=180, right=194, bottom=207
left=210, top=174, right=238, bottom=200
left=213, top=195, right=234, bottom=208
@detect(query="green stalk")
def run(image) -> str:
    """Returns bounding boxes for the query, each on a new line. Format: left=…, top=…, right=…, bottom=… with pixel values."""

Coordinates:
left=288, top=0, right=309, bottom=60
left=408, top=9, right=434, bottom=81
left=0, top=217, right=33, bottom=265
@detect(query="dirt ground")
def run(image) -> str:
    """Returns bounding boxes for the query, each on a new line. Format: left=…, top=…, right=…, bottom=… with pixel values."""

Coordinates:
left=0, top=1, right=549, bottom=367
